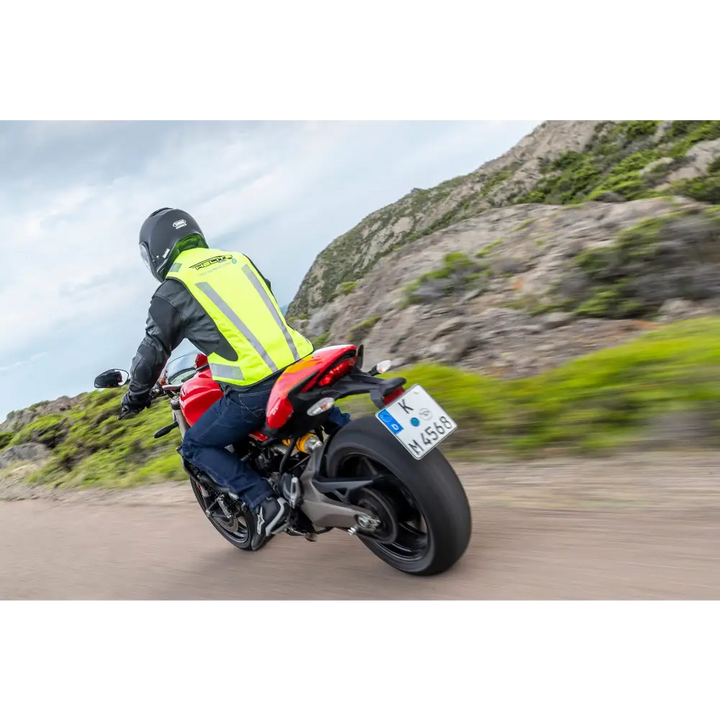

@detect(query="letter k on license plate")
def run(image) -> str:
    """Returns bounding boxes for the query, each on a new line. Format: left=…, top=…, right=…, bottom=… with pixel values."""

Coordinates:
left=376, top=385, right=457, bottom=459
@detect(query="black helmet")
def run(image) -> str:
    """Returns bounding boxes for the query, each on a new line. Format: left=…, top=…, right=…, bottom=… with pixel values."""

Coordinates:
left=139, top=208, right=208, bottom=281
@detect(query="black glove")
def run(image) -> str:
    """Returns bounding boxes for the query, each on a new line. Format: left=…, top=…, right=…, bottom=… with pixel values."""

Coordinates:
left=149, top=382, right=164, bottom=401
left=119, top=393, right=150, bottom=421
left=118, top=405, right=141, bottom=421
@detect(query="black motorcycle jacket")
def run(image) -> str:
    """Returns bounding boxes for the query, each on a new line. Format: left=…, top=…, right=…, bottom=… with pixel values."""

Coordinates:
left=122, top=259, right=275, bottom=412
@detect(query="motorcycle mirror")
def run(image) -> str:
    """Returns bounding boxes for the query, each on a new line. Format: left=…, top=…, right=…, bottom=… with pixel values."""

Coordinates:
left=94, top=369, right=129, bottom=389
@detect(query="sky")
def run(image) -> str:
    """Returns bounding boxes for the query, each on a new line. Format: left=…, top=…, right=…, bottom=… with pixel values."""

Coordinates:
left=0, top=121, right=539, bottom=419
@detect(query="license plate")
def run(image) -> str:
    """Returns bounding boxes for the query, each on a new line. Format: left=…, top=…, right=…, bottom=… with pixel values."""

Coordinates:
left=376, top=384, right=457, bottom=459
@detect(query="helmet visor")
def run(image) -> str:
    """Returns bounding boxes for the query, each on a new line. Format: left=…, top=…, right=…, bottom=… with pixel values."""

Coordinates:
left=140, top=244, right=152, bottom=273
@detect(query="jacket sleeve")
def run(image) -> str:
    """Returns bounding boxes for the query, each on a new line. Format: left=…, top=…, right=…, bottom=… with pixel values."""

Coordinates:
left=122, top=294, right=185, bottom=410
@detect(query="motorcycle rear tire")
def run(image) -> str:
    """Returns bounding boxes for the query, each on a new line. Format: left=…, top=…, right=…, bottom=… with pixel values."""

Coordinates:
left=325, top=416, right=472, bottom=576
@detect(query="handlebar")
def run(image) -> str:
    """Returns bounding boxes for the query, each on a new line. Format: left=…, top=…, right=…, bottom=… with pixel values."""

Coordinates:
left=152, top=363, right=210, bottom=399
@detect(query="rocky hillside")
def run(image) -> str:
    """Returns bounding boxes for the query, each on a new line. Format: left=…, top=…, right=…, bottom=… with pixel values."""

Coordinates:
left=3, top=317, right=719, bottom=492
left=4, top=120, right=720, bottom=490
left=287, top=121, right=720, bottom=375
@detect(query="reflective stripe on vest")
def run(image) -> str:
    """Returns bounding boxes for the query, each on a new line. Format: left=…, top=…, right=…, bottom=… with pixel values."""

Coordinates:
left=166, top=248, right=314, bottom=386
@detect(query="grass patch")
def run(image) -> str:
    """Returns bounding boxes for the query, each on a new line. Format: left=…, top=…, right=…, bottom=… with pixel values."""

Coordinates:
left=666, top=121, right=720, bottom=157
left=514, top=120, right=720, bottom=207
left=339, top=281, right=358, bottom=295
left=559, top=208, right=720, bottom=319
left=481, top=169, right=513, bottom=196
left=10, top=414, right=70, bottom=449
left=669, top=154, right=720, bottom=204
left=312, top=331, right=330, bottom=348
left=349, top=316, right=381, bottom=344
left=476, top=238, right=504, bottom=258
left=514, top=218, right=536, bottom=232
left=345, top=318, right=720, bottom=455
left=403, top=252, right=488, bottom=305
left=23, top=387, right=187, bottom=489
left=16, top=318, right=720, bottom=489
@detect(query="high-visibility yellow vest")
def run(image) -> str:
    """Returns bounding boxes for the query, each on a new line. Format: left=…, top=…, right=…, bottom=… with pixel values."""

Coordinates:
left=166, top=248, right=314, bottom=386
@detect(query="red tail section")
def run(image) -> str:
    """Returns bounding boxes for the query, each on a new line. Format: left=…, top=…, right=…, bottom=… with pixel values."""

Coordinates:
left=178, top=346, right=357, bottom=429
left=265, top=345, right=357, bottom=429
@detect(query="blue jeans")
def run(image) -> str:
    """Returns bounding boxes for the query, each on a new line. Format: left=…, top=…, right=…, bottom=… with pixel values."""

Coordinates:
left=181, top=376, right=351, bottom=510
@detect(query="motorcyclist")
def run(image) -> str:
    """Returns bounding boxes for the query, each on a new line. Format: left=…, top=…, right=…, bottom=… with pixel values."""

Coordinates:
left=120, top=208, right=350, bottom=549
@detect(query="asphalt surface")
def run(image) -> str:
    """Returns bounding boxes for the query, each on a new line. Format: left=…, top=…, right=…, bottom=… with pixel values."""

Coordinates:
left=3, top=454, right=720, bottom=599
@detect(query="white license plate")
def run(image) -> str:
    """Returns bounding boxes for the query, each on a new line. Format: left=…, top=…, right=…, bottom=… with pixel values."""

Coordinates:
left=376, top=384, right=457, bottom=459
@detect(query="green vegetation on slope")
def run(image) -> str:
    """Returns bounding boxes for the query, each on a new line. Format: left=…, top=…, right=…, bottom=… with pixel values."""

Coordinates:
left=341, top=318, right=720, bottom=455
left=348, top=316, right=381, bottom=344
left=290, top=121, right=720, bottom=315
left=403, top=252, right=488, bottom=305
left=3, top=318, right=717, bottom=490
left=517, top=121, right=720, bottom=205
left=4, top=388, right=187, bottom=488
left=554, top=207, right=720, bottom=320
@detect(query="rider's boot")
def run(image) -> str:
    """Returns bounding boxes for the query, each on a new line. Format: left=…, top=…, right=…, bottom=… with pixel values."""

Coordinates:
left=250, top=495, right=291, bottom=550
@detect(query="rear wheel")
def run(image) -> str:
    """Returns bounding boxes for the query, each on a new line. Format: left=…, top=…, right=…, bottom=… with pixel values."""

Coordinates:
left=189, top=477, right=271, bottom=551
left=325, top=416, right=472, bottom=576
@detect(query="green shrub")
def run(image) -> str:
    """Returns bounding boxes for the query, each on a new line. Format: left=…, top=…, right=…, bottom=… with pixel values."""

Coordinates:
left=671, top=176, right=720, bottom=204
left=312, top=332, right=330, bottom=347
left=339, top=281, right=358, bottom=295
left=620, top=121, right=659, bottom=141
left=23, top=387, right=186, bottom=488
left=0, top=432, right=14, bottom=451
left=667, top=121, right=720, bottom=157
left=16, top=316, right=720, bottom=487
left=10, top=414, right=70, bottom=449
left=560, top=209, right=720, bottom=318
left=349, top=316, right=380, bottom=344
left=367, top=318, right=720, bottom=455
left=403, top=252, right=488, bottom=305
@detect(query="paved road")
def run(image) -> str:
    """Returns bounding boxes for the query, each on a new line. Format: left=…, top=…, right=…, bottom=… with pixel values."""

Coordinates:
left=2, top=494, right=720, bottom=600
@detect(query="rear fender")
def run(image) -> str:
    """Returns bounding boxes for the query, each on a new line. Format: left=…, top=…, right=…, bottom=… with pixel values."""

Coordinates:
left=300, top=370, right=406, bottom=410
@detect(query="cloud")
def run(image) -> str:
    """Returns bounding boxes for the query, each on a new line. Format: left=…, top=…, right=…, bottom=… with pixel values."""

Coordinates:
left=0, top=352, right=47, bottom=374
left=0, top=120, right=539, bottom=418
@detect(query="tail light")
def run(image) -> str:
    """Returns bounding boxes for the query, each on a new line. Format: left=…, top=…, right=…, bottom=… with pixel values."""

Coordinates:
left=195, top=353, right=209, bottom=368
left=383, top=387, right=405, bottom=405
left=318, top=357, right=356, bottom=387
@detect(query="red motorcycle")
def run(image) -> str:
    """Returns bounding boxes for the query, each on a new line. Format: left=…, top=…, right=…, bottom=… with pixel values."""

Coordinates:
left=94, top=344, right=471, bottom=576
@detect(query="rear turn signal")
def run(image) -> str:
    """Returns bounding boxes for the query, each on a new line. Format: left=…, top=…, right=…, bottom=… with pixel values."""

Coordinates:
left=383, top=387, right=405, bottom=405
left=307, top=397, right=335, bottom=416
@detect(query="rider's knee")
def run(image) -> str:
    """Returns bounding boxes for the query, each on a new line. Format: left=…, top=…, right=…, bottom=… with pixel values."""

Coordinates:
left=180, top=433, right=199, bottom=459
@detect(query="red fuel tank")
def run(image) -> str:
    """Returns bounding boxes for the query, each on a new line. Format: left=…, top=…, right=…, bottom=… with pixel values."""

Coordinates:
left=179, top=367, right=223, bottom=426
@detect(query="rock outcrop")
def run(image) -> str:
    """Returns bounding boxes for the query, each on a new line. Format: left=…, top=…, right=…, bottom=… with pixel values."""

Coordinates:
left=287, top=121, right=720, bottom=377
left=290, top=121, right=602, bottom=316
left=289, top=196, right=720, bottom=377
left=0, top=395, right=84, bottom=433
left=0, top=443, right=51, bottom=471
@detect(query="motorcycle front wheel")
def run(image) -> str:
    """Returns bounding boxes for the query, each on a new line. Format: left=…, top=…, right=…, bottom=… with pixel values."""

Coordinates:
left=189, top=477, right=271, bottom=552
